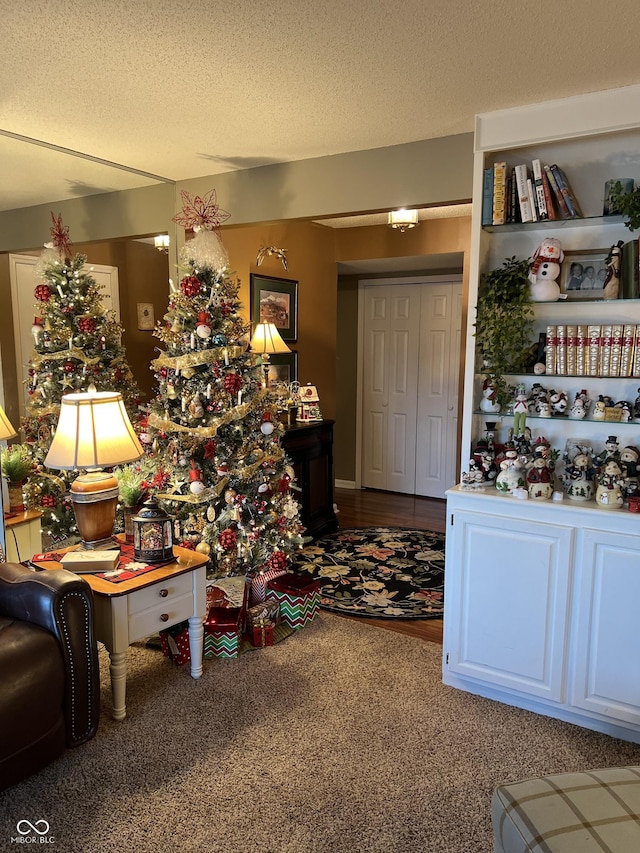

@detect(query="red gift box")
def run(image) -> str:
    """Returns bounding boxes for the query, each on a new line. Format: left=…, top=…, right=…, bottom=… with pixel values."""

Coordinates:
left=251, top=623, right=274, bottom=647
left=204, top=606, right=242, bottom=660
left=160, top=620, right=191, bottom=666
left=267, top=573, right=321, bottom=595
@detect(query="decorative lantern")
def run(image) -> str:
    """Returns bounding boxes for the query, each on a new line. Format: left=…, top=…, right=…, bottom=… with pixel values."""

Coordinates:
left=132, top=497, right=174, bottom=563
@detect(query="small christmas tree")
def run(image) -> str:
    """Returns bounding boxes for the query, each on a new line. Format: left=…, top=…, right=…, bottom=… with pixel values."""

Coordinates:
left=143, top=189, right=304, bottom=577
left=23, top=213, right=142, bottom=544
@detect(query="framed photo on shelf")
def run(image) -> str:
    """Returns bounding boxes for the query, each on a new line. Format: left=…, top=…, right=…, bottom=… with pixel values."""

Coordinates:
left=560, top=249, right=609, bottom=299
left=267, top=351, right=298, bottom=384
left=250, top=274, right=298, bottom=341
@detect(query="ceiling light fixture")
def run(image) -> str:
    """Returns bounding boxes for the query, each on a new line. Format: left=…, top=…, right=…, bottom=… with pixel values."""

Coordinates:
left=388, top=209, right=419, bottom=232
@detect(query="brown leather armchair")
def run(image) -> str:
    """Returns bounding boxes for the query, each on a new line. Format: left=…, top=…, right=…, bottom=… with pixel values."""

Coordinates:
left=0, top=562, right=100, bottom=790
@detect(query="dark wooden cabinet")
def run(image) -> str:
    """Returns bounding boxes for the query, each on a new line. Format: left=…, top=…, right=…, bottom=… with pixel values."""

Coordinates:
left=281, top=420, right=338, bottom=539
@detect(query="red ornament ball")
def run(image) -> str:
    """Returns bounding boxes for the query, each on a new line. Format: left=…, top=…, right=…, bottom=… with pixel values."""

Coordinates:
left=34, top=284, right=52, bottom=302
left=180, top=275, right=202, bottom=298
left=63, top=360, right=75, bottom=373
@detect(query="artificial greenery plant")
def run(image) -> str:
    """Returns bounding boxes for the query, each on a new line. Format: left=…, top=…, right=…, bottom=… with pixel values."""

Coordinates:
left=608, top=181, right=640, bottom=232
left=474, top=256, right=534, bottom=412
left=116, top=464, right=147, bottom=507
left=1, top=444, right=32, bottom=484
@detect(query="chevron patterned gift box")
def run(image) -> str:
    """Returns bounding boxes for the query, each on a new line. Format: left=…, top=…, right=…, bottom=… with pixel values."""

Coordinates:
left=204, top=607, right=242, bottom=659
left=266, top=573, right=321, bottom=630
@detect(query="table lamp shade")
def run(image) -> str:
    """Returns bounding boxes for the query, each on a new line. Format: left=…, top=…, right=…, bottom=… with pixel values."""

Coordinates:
left=0, top=405, right=17, bottom=442
left=45, top=389, right=143, bottom=550
left=249, top=322, right=291, bottom=355
left=45, top=390, right=143, bottom=471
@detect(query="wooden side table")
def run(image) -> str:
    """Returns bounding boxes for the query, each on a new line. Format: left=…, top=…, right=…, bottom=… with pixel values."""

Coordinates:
left=4, top=509, right=42, bottom=563
left=41, top=543, right=208, bottom=721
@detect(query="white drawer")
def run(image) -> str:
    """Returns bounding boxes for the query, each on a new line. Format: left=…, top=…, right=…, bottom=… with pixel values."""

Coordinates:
left=128, top=591, right=194, bottom=642
left=127, top=573, right=193, bottom=616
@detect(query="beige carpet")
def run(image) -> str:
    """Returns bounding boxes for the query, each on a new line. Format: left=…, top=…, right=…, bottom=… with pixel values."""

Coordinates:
left=2, top=614, right=640, bottom=852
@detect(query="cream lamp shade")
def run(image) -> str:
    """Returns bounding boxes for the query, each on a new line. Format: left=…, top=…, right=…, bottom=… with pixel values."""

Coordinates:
left=45, top=389, right=142, bottom=471
left=45, top=388, right=143, bottom=550
left=249, top=322, right=291, bottom=356
left=249, top=322, right=291, bottom=388
left=0, top=406, right=17, bottom=442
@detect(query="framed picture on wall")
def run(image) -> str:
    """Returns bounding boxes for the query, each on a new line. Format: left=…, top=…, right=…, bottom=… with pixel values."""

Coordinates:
left=267, top=351, right=298, bottom=384
left=250, top=274, right=298, bottom=341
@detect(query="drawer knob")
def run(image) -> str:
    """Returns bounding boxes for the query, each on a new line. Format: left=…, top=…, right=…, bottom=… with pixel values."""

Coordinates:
left=159, top=588, right=168, bottom=598
left=160, top=613, right=169, bottom=622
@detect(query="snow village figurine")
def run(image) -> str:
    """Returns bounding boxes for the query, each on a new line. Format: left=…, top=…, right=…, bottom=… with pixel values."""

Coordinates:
left=512, top=383, right=528, bottom=437
left=528, top=237, right=563, bottom=302
left=563, top=451, right=596, bottom=501
left=620, top=445, right=640, bottom=498
left=461, top=459, right=484, bottom=490
left=472, top=439, right=497, bottom=484
left=603, top=240, right=624, bottom=300
left=595, top=457, right=625, bottom=509
left=480, top=377, right=500, bottom=413
left=528, top=383, right=548, bottom=414
left=527, top=454, right=553, bottom=500
left=495, top=441, right=525, bottom=494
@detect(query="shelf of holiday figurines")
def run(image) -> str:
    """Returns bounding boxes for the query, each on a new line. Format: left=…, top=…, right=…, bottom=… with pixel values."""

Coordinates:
left=482, top=213, right=625, bottom=234
left=472, top=409, right=639, bottom=426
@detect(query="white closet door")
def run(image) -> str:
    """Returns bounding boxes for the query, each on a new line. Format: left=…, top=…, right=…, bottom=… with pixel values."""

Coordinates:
left=9, top=254, right=120, bottom=416
left=361, top=285, right=421, bottom=492
left=415, top=282, right=462, bottom=497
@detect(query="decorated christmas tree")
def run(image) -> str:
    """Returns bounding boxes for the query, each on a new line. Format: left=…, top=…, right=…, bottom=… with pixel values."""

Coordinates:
left=23, top=213, right=142, bottom=544
left=143, top=189, right=304, bottom=578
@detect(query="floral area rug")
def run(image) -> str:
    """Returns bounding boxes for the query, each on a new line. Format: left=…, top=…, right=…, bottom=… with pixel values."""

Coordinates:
left=291, top=527, right=445, bottom=619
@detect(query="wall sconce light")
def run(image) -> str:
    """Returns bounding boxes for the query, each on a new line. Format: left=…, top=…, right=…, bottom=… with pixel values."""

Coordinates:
left=249, top=322, right=291, bottom=388
left=45, top=387, right=143, bottom=550
left=388, top=209, right=419, bottom=232
left=154, top=234, right=170, bottom=252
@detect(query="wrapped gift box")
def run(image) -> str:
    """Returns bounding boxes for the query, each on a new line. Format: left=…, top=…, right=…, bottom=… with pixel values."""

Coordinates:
left=204, top=606, right=242, bottom=659
left=251, top=623, right=275, bottom=648
left=266, top=573, right=321, bottom=630
left=160, top=620, right=191, bottom=666
left=247, top=600, right=281, bottom=628
left=249, top=568, right=287, bottom=606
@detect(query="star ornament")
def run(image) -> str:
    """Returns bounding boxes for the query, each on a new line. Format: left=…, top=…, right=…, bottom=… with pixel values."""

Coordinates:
left=172, top=189, right=231, bottom=232
left=49, top=211, right=72, bottom=258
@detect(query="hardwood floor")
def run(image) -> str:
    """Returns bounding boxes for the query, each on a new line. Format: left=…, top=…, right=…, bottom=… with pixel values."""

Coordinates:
left=331, top=487, right=445, bottom=644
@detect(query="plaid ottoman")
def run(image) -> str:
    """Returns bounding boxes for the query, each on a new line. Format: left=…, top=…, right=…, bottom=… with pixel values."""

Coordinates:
left=492, top=766, right=640, bottom=852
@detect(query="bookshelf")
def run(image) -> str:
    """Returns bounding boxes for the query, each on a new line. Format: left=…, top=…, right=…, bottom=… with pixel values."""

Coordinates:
left=443, top=84, right=640, bottom=744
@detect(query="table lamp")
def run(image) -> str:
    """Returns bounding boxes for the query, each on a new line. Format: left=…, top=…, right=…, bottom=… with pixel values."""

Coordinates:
left=249, top=322, right=290, bottom=387
left=45, top=387, right=143, bottom=549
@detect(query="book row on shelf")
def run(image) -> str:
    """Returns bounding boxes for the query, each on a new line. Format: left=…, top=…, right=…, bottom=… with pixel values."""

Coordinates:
left=484, top=158, right=584, bottom=226
left=544, top=324, right=640, bottom=378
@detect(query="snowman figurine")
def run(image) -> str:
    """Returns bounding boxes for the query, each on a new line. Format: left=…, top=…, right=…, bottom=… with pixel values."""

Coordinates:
left=480, top=378, right=500, bottom=413
left=528, top=237, right=564, bottom=302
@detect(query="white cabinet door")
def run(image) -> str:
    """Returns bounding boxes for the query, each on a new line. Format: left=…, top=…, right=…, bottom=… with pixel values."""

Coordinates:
left=445, top=509, right=573, bottom=702
left=571, top=529, right=640, bottom=727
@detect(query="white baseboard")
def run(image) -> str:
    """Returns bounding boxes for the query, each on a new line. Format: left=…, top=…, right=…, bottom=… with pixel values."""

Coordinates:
left=335, top=479, right=356, bottom=489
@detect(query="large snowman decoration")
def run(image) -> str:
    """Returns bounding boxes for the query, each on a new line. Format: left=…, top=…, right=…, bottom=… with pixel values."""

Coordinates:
left=529, top=237, right=564, bottom=302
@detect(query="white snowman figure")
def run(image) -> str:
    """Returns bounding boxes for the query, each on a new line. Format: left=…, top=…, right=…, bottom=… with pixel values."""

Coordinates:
left=529, top=237, right=564, bottom=302
left=479, top=377, right=500, bottom=413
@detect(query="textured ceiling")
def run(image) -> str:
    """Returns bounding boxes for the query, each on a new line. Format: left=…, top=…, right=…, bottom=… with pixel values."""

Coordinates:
left=2, top=0, right=640, bottom=213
